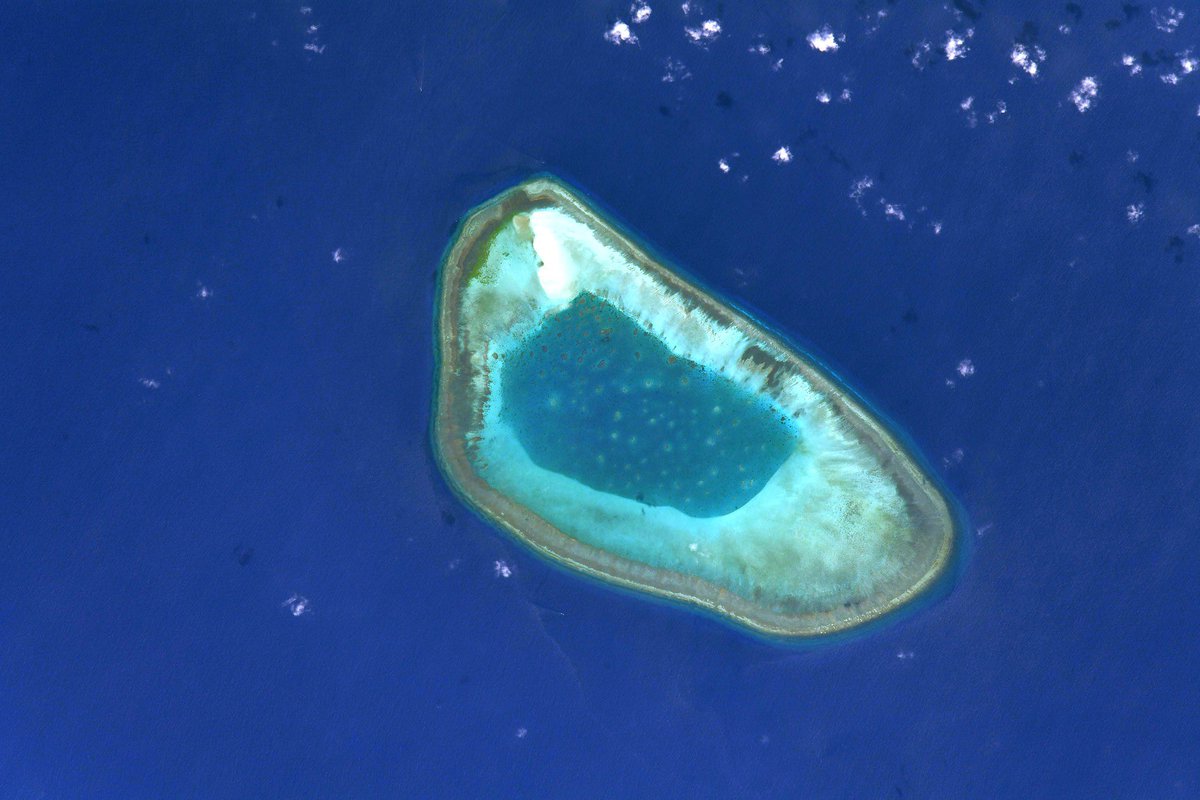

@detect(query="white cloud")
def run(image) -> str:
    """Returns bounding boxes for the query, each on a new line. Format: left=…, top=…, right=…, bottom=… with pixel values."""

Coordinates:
left=1069, top=76, right=1099, bottom=112
left=807, top=26, right=841, bottom=53
left=849, top=176, right=874, bottom=212
left=282, top=593, right=310, bottom=616
left=771, top=146, right=792, bottom=163
left=1011, top=43, right=1046, bottom=77
left=944, top=29, right=972, bottom=61
left=1121, top=53, right=1143, bottom=76
left=685, top=19, right=721, bottom=45
left=1152, top=6, right=1185, bottom=34
left=910, top=40, right=933, bottom=70
left=604, top=20, right=637, bottom=45
left=661, top=57, right=690, bottom=82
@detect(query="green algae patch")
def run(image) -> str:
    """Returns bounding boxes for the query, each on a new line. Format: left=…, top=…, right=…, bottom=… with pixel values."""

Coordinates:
left=432, top=175, right=957, bottom=638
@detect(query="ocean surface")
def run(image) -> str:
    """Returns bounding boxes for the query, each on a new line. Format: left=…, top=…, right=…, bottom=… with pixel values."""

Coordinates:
left=3, top=2, right=1199, bottom=797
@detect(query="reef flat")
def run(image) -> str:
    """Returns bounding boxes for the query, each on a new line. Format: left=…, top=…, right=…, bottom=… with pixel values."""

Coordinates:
left=432, top=175, right=957, bottom=638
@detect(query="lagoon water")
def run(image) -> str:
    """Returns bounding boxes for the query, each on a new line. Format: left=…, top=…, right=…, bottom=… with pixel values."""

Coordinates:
left=502, top=291, right=799, bottom=518
left=2, top=2, right=1198, bottom=797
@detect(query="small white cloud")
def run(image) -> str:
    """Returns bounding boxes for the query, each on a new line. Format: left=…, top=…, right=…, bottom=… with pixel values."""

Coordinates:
left=1127, top=149, right=1140, bottom=163
left=604, top=20, right=638, bottom=45
left=717, top=158, right=730, bottom=173
left=864, top=8, right=889, bottom=36
left=882, top=202, right=906, bottom=222
left=1152, top=6, right=1185, bottom=34
left=771, top=146, right=792, bottom=163
left=1187, top=223, right=1200, bottom=236
left=839, top=88, right=852, bottom=102
left=661, top=57, right=690, bottom=82
left=332, top=247, right=346, bottom=263
left=631, top=2, right=651, bottom=23
left=493, top=560, right=513, bottom=578
left=684, top=19, right=721, bottom=45
left=849, top=176, right=874, bottom=212
left=282, top=593, right=310, bottom=616
left=806, top=25, right=842, bottom=53
left=944, top=29, right=972, bottom=61
left=1126, top=203, right=1145, bottom=224
left=912, top=39, right=931, bottom=69
left=816, top=90, right=832, bottom=104
left=957, top=358, right=976, bottom=377
left=139, top=377, right=161, bottom=389
left=931, top=221, right=944, bottom=235
left=959, top=96, right=977, bottom=127
left=1069, top=76, right=1099, bottom=112
left=1121, top=53, right=1143, bottom=76
left=1010, top=43, right=1046, bottom=77
left=910, top=40, right=933, bottom=70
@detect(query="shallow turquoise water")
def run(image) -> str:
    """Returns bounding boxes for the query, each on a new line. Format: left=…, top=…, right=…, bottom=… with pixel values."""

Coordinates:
left=500, top=292, right=798, bottom=517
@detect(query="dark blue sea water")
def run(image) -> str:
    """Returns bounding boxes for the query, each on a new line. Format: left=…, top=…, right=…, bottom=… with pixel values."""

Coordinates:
left=3, top=2, right=1198, bottom=797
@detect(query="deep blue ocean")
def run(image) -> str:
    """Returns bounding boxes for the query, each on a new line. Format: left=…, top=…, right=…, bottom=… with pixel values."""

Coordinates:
left=3, top=2, right=1199, bottom=797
